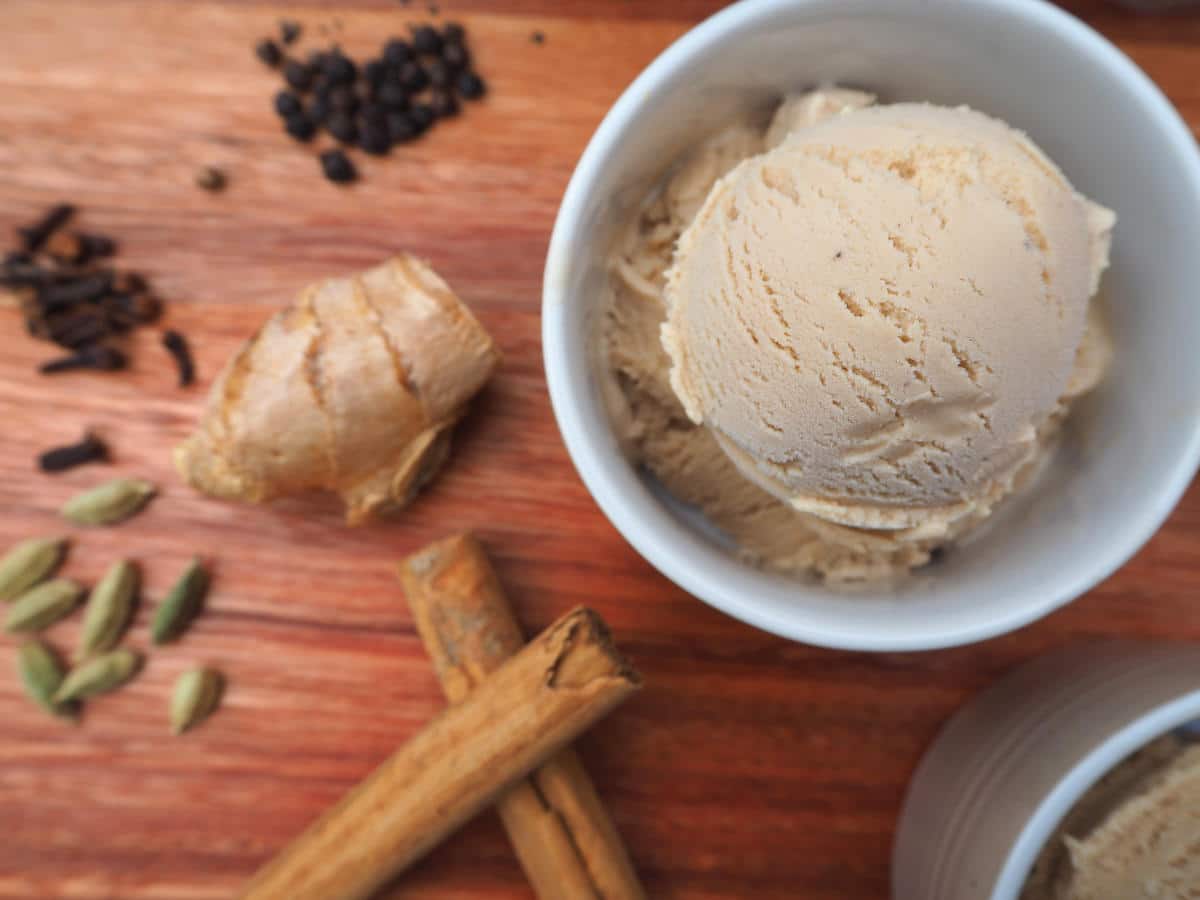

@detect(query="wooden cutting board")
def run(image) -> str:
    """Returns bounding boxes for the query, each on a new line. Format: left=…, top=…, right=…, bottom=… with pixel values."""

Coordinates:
left=1, top=2, right=1198, bottom=898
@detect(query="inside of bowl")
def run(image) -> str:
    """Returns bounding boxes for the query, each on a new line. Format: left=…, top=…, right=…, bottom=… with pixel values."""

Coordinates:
left=551, top=0, right=1200, bottom=648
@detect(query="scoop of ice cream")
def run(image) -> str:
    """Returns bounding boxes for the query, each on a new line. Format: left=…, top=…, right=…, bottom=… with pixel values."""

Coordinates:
left=1056, top=743, right=1200, bottom=899
left=662, top=103, right=1114, bottom=532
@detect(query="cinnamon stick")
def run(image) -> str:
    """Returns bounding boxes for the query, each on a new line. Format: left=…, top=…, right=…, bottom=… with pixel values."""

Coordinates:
left=240, top=607, right=640, bottom=900
left=400, top=533, right=646, bottom=900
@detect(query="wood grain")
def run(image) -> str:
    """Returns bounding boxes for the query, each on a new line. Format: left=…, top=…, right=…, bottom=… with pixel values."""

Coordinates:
left=1, top=2, right=1198, bottom=898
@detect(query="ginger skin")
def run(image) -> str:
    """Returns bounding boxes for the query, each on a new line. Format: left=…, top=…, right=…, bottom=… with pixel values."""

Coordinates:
left=174, top=256, right=499, bottom=524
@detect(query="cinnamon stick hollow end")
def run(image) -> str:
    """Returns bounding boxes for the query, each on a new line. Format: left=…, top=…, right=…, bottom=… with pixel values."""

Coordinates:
left=174, top=256, right=500, bottom=524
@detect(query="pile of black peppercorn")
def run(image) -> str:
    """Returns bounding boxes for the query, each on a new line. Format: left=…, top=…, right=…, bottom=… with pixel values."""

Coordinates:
left=255, top=20, right=487, bottom=184
left=1, top=203, right=194, bottom=385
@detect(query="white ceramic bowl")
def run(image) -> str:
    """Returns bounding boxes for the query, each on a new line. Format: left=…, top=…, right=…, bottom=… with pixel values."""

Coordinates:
left=893, top=641, right=1200, bottom=899
left=542, top=0, right=1200, bottom=651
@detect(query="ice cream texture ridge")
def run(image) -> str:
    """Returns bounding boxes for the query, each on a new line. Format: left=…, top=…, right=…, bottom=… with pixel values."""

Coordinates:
left=601, top=89, right=1115, bottom=580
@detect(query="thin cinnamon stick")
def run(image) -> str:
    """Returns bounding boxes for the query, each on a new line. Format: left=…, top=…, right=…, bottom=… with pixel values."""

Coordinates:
left=240, top=606, right=640, bottom=900
left=400, top=533, right=646, bottom=900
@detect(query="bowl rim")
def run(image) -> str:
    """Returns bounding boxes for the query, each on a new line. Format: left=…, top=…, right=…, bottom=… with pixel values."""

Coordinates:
left=542, top=0, right=1200, bottom=650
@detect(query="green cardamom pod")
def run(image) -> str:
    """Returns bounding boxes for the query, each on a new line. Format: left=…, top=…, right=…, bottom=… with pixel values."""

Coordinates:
left=75, top=560, right=139, bottom=661
left=169, top=667, right=224, bottom=735
left=0, top=536, right=68, bottom=602
left=61, top=478, right=156, bottom=527
left=17, top=640, right=78, bottom=720
left=53, top=648, right=142, bottom=704
left=151, top=558, right=208, bottom=645
left=4, top=578, right=84, bottom=633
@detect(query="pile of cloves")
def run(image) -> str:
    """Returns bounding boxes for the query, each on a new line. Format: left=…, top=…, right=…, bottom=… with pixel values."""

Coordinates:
left=255, top=19, right=488, bottom=184
left=1, top=204, right=193, bottom=385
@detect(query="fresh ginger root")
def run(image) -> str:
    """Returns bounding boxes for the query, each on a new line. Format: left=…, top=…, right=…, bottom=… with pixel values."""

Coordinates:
left=174, top=255, right=499, bottom=524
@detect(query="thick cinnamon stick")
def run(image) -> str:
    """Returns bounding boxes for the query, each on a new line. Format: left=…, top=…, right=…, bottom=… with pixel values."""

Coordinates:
left=240, top=607, right=640, bottom=900
left=400, top=533, right=646, bottom=900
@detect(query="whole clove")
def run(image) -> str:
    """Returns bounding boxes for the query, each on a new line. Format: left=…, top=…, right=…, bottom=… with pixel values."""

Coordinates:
left=112, top=271, right=147, bottom=294
left=38, top=433, right=109, bottom=473
left=162, top=330, right=196, bottom=387
left=40, top=346, right=127, bottom=374
left=79, top=233, right=116, bottom=259
left=37, top=271, right=114, bottom=312
left=18, top=205, right=74, bottom=253
left=44, top=231, right=87, bottom=265
left=10, top=204, right=175, bottom=381
left=105, top=291, right=162, bottom=329
left=46, top=309, right=111, bottom=349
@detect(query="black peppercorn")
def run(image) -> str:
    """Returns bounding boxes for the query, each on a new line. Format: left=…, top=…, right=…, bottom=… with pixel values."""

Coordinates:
left=411, top=24, right=442, bottom=55
left=326, top=111, right=359, bottom=144
left=429, top=89, right=459, bottom=118
left=279, top=19, right=302, bottom=45
left=308, top=49, right=330, bottom=70
left=427, top=59, right=451, bottom=88
left=283, top=59, right=315, bottom=92
left=194, top=166, right=227, bottom=193
left=319, top=149, right=357, bottom=184
left=274, top=90, right=303, bottom=118
left=377, top=80, right=409, bottom=110
left=441, top=41, right=469, bottom=70
left=531, top=30, right=546, bottom=45
left=383, top=38, right=412, bottom=67
left=399, top=62, right=429, bottom=92
left=442, top=22, right=465, bottom=44
left=359, top=121, right=392, bottom=155
left=363, top=58, right=387, bottom=85
left=284, top=113, right=317, bottom=142
left=456, top=70, right=486, bottom=100
left=328, top=85, right=359, bottom=114
left=309, top=93, right=331, bottom=124
left=324, top=50, right=357, bottom=85
left=255, top=38, right=283, bottom=68
left=409, top=103, right=435, bottom=133
left=360, top=103, right=388, bottom=128
left=386, top=111, right=418, bottom=143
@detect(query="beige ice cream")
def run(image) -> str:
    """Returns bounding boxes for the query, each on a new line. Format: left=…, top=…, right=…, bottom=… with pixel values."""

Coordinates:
left=601, top=90, right=1114, bottom=580
left=1022, top=735, right=1200, bottom=900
